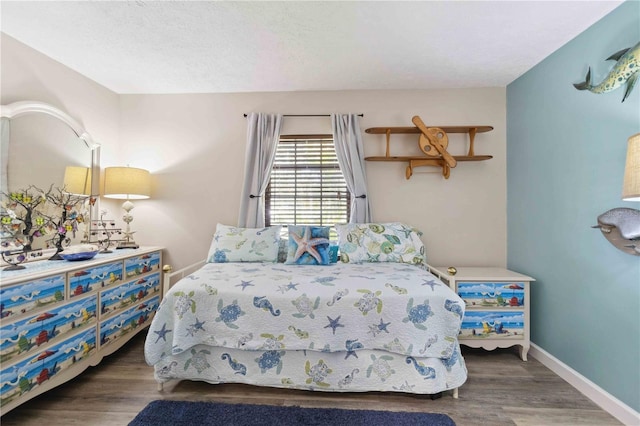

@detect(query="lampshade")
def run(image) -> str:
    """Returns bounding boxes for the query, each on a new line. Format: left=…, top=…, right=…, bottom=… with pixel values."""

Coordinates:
left=63, top=166, right=92, bottom=196
left=103, top=166, right=151, bottom=200
left=622, top=133, right=640, bottom=202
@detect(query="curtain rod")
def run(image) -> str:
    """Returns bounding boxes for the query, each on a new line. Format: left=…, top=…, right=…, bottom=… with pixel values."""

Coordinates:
left=243, top=113, right=363, bottom=117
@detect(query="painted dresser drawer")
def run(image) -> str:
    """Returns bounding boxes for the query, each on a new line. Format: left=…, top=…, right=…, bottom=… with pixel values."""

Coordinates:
left=124, top=251, right=161, bottom=280
left=459, top=310, right=524, bottom=340
left=0, top=246, right=163, bottom=414
left=68, top=261, right=123, bottom=298
left=0, top=274, right=66, bottom=319
left=99, top=295, right=160, bottom=349
left=100, top=272, right=161, bottom=316
left=0, top=326, right=97, bottom=407
left=456, top=281, right=525, bottom=308
left=0, top=294, right=97, bottom=364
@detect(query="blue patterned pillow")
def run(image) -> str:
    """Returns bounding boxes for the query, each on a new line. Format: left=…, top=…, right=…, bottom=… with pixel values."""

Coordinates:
left=207, top=224, right=281, bottom=263
left=285, top=226, right=331, bottom=265
left=336, top=222, right=425, bottom=266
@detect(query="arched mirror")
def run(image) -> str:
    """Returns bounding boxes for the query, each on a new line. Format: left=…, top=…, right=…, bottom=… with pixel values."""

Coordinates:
left=1, top=101, right=100, bottom=251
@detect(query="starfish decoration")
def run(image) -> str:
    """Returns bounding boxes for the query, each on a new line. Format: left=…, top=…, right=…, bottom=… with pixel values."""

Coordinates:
left=235, top=280, right=254, bottom=291
left=122, top=229, right=136, bottom=242
left=345, top=348, right=359, bottom=359
left=376, top=318, right=391, bottom=333
left=192, top=317, right=206, bottom=332
left=368, top=318, right=391, bottom=337
left=154, top=323, right=172, bottom=343
left=291, top=227, right=329, bottom=263
left=277, top=282, right=299, bottom=294
left=324, top=315, right=345, bottom=335
left=421, top=279, right=440, bottom=291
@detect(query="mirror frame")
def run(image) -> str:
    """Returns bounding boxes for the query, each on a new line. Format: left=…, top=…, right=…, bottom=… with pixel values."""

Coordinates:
left=0, top=100, right=101, bottom=237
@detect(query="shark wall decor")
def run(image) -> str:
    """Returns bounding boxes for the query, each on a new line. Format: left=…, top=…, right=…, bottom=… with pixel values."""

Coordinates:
left=574, top=41, right=639, bottom=102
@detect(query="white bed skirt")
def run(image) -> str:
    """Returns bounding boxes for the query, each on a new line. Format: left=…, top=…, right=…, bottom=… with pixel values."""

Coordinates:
left=151, top=342, right=467, bottom=395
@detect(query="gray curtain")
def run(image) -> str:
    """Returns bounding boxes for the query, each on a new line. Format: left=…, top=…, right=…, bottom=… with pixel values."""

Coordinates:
left=1, top=117, right=9, bottom=195
left=331, top=114, right=372, bottom=223
left=238, top=112, right=283, bottom=228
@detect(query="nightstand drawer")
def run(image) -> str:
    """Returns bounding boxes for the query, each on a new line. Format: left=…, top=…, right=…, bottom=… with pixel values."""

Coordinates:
left=457, top=281, right=525, bottom=308
left=0, top=294, right=97, bottom=364
left=0, top=274, right=66, bottom=319
left=459, top=310, right=524, bottom=340
left=100, top=272, right=161, bottom=315
left=68, top=261, right=123, bottom=298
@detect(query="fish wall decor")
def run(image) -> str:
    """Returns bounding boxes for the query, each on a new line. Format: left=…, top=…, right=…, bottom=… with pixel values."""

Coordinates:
left=574, top=41, right=639, bottom=102
left=592, top=207, right=640, bottom=255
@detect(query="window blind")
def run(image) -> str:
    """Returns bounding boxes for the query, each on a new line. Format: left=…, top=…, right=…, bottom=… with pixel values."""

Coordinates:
left=265, top=138, right=350, bottom=228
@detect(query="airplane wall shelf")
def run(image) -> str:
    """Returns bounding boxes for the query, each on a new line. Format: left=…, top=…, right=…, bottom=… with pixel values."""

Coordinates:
left=364, top=121, right=493, bottom=179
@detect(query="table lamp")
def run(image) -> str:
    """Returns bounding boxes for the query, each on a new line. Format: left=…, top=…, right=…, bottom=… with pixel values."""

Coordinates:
left=103, top=166, right=151, bottom=249
left=63, top=166, right=92, bottom=196
left=622, top=133, right=640, bottom=202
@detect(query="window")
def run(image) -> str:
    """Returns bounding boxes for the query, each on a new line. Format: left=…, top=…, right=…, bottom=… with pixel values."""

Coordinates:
left=265, top=136, right=350, bottom=232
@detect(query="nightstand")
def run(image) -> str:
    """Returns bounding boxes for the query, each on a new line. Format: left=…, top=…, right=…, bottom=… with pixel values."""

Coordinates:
left=428, top=265, right=535, bottom=361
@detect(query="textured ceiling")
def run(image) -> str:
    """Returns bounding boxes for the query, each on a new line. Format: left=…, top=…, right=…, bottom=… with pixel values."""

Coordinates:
left=0, top=1, right=623, bottom=94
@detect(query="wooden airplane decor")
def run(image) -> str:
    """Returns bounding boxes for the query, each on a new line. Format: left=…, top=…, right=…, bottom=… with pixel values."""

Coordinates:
left=364, top=118, right=493, bottom=180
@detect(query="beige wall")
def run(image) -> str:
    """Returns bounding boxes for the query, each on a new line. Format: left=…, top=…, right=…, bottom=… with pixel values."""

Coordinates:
left=2, top=33, right=507, bottom=271
left=1, top=34, right=120, bottom=167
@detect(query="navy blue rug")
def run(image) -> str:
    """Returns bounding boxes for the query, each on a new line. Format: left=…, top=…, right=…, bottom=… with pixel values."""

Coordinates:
left=129, top=400, right=456, bottom=426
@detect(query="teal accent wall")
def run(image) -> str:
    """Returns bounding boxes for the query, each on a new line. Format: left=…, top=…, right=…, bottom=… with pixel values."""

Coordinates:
left=507, top=1, right=640, bottom=412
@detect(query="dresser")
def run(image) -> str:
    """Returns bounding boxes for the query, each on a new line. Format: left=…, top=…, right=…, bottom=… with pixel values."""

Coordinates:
left=0, top=247, right=163, bottom=414
left=428, top=266, right=534, bottom=361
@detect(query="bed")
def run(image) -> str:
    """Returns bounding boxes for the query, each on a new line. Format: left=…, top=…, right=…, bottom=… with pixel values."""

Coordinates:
left=144, top=223, right=467, bottom=397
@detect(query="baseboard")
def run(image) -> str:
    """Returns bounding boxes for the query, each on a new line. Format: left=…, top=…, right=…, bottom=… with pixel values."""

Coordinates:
left=529, top=343, right=640, bottom=426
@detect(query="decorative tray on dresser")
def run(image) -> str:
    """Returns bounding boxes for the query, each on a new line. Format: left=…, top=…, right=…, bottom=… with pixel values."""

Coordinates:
left=427, top=265, right=535, bottom=361
left=0, top=246, right=163, bottom=414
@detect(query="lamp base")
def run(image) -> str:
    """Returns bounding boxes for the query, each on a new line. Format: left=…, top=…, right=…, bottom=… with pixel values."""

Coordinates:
left=117, top=241, right=140, bottom=249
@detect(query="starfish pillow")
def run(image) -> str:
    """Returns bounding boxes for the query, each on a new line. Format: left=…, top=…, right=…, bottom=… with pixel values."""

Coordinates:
left=285, top=226, right=331, bottom=265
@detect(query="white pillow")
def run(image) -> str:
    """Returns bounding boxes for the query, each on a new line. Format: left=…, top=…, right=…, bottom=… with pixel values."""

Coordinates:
left=207, top=224, right=281, bottom=263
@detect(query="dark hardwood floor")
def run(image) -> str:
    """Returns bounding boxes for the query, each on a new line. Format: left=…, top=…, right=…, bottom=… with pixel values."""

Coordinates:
left=1, top=332, right=621, bottom=425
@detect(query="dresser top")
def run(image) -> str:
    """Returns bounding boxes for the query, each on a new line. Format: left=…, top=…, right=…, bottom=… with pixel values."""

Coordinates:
left=429, top=265, right=535, bottom=282
left=0, top=246, right=162, bottom=287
